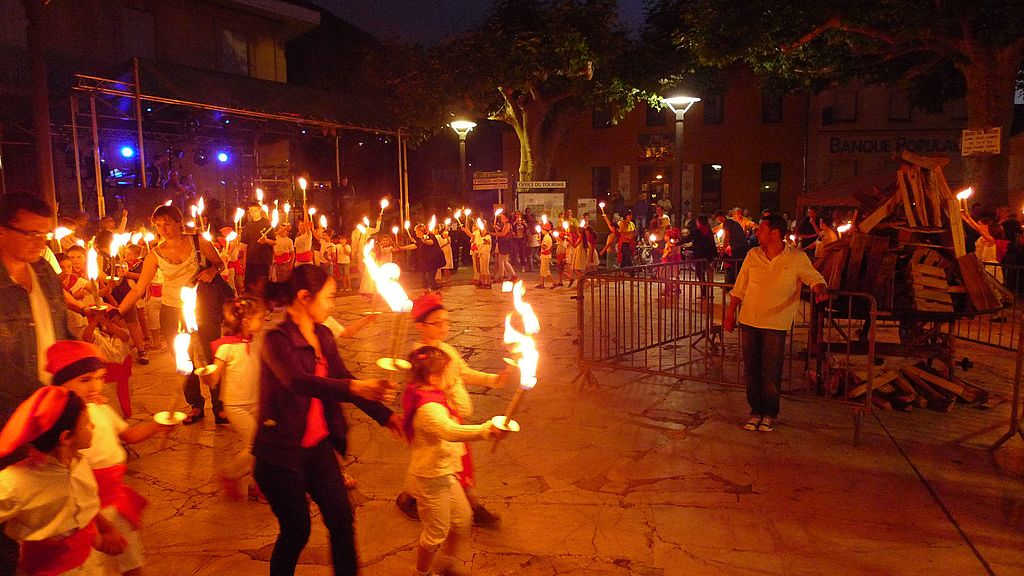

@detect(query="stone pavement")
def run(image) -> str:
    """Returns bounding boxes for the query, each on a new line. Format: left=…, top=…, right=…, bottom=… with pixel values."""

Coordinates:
left=114, top=270, right=1024, bottom=575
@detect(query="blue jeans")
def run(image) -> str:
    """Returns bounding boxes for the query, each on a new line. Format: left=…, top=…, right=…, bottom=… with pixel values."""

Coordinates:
left=740, top=324, right=787, bottom=417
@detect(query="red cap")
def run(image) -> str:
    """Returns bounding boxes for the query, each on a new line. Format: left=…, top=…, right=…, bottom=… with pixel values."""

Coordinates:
left=0, top=387, right=73, bottom=458
left=46, top=341, right=105, bottom=386
left=411, top=292, right=444, bottom=323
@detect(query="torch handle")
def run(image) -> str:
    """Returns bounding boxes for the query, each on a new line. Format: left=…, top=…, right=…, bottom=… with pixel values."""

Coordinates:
left=491, top=388, right=525, bottom=453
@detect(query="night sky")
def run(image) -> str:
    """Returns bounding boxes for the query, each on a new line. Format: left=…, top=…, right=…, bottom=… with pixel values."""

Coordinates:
left=310, top=0, right=646, bottom=45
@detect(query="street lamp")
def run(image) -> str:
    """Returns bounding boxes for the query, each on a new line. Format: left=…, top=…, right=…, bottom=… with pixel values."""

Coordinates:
left=450, top=120, right=477, bottom=201
left=662, top=95, right=701, bottom=226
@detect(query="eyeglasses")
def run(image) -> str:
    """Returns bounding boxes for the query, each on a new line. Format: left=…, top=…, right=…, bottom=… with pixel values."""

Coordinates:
left=2, top=224, right=51, bottom=241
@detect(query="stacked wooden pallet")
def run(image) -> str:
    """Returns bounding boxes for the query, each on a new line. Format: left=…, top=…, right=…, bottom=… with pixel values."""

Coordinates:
left=811, top=151, right=1007, bottom=315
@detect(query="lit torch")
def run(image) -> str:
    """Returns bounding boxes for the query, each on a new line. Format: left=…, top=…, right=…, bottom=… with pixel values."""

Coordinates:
left=319, top=214, right=327, bottom=230
left=956, top=186, right=974, bottom=211
left=493, top=280, right=539, bottom=450
left=85, top=246, right=108, bottom=312
left=363, top=241, right=413, bottom=373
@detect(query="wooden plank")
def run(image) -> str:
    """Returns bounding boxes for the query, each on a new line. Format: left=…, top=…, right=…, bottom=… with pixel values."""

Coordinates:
left=926, top=170, right=944, bottom=228
left=914, top=287, right=953, bottom=304
left=857, top=193, right=899, bottom=234
left=902, top=369, right=954, bottom=412
left=844, top=233, right=870, bottom=292
left=848, top=371, right=900, bottom=398
left=897, top=168, right=918, bottom=227
left=904, top=365, right=966, bottom=398
left=901, top=150, right=951, bottom=169
left=934, top=168, right=966, bottom=257
left=958, top=253, right=1001, bottom=312
left=910, top=262, right=947, bottom=279
left=911, top=272, right=950, bottom=289
left=914, top=301, right=954, bottom=312
left=893, top=375, right=917, bottom=397
left=921, top=249, right=943, bottom=267
left=907, top=167, right=929, bottom=226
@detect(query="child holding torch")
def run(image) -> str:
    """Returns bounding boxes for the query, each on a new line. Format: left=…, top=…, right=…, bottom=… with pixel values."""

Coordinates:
left=402, top=346, right=507, bottom=576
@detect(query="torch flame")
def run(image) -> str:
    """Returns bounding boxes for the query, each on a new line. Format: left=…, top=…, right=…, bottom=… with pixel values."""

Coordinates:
left=598, top=202, right=606, bottom=209
left=234, top=207, right=245, bottom=225
left=225, top=231, right=237, bottom=243
left=196, top=197, right=205, bottom=215
left=476, top=218, right=485, bottom=231
left=715, top=228, right=725, bottom=240
left=541, top=214, right=548, bottom=225
left=356, top=223, right=367, bottom=234
left=255, top=188, right=264, bottom=203
left=503, top=281, right=540, bottom=389
left=404, top=220, right=410, bottom=230
left=319, top=214, right=327, bottom=229
left=580, top=219, right=587, bottom=228
left=837, top=222, right=852, bottom=234
left=444, top=217, right=452, bottom=226
left=428, top=215, right=437, bottom=232
left=163, top=199, right=173, bottom=207
left=454, top=209, right=462, bottom=219
left=391, top=225, right=399, bottom=235
left=201, top=230, right=212, bottom=242
left=380, top=198, right=390, bottom=210
left=180, top=286, right=199, bottom=332
left=130, top=232, right=142, bottom=245
left=270, top=209, right=280, bottom=229
left=298, top=177, right=308, bottom=190
left=143, top=232, right=155, bottom=244
left=261, top=204, right=269, bottom=216
left=956, top=187, right=974, bottom=201
left=86, top=247, right=99, bottom=281
left=495, top=208, right=504, bottom=217
left=362, top=241, right=412, bottom=313
left=284, top=202, right=291, bottom=215
left=464, top=208, right=472, bottom=216
left=364, top=216, right=371, bottom=227
left=308, top=207, right=317, bottom=217
left=54, top=227, right=73, bottom=241
left=173, top=333, right=194, bottom=374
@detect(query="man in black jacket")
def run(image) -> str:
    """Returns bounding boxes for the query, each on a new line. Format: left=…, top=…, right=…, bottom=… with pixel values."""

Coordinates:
left=715, top=210, right=748, bottom=284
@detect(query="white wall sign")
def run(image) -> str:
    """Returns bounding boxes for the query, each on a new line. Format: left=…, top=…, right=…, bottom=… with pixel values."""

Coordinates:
left=961, top=128, right=1001, bottom=156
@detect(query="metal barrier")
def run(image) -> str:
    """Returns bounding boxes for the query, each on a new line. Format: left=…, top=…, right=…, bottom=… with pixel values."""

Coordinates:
left=575, top=262, right=877, bottom=443
left=952, top=262, right=1023, bottom=350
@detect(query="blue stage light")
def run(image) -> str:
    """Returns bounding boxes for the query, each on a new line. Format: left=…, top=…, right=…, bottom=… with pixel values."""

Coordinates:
left=120, top=146, right=135, bottom=158
left=217, top=151, right=229, bottom=163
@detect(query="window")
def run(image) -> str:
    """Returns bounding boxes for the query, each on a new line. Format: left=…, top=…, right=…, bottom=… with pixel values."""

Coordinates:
left=646, top=103, right=667, bottom=126
left=638, top=133, right=673, bottom=161
left=592, top=167, right=611, bottom=199
left=760, top=163, right=781, bottom=212
left=703, top=94, right=724, bottom=124
left=700, top=164, right=723, bottom=211
left=592, top=107, right=612, bottom=129
left=639, top=166, right=669, bottom=205
left=762, top=90, right=783, bottom=123
left=220, top=29, right=249, bottom=76
left=888, top=90, right=911, bottom=121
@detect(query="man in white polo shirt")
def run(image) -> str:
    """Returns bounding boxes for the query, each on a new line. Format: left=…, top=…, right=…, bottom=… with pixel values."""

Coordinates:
left=725, top=213, right=827, bottom=432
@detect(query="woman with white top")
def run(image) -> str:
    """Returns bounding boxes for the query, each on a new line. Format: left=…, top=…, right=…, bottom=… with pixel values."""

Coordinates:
left=116, top=204, right=226, bottom=425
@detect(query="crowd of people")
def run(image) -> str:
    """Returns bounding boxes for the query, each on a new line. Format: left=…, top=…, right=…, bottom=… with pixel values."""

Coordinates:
left=3, top=184, right=1019, bottom=575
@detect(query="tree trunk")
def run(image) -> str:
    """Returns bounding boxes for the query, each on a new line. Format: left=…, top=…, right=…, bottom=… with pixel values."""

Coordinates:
left=958, top=43, right=1021, bottom=206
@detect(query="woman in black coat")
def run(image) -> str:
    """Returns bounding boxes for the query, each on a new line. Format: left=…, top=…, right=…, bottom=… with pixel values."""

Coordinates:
left=254, top=265, right=398, bottom=576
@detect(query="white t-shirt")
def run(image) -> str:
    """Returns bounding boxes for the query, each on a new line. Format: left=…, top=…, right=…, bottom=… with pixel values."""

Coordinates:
left=337, top=244, right=351, bottom=264
left=0, top=454, right=100, bottom=541
left=215, top=339, right=260, bottom=406
left=81, top=403, right=128, bottom=469
left=273, top=236, right=293, bottom=258
left=27, top=267, right=56, bottom=385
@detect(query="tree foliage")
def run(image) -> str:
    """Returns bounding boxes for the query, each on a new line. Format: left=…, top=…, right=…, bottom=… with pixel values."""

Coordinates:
left=645, top=0, right=1024, bottom=198
left=374, top=0, right=649, bottom=180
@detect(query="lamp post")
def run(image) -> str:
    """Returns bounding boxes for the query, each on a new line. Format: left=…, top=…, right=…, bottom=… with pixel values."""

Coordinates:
left=450, top=120, right=476, bottom=202
left=662, top=95, right=701, bottom=227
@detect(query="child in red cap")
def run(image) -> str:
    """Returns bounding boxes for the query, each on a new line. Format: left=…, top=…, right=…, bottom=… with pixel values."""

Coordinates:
left=0, top=386, right=128, bottom=574
left=395, top=293, right=511, bottom=527
left=47, top=340, right=165, bottom=575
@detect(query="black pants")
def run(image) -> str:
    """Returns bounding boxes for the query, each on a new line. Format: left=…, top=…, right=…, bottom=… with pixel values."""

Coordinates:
left=740, top=324, right=787, bottom=417
left=159, top=305, right=222, bottom=414
left=244, top=261, right=270, bottom=296
left=620, top=243, right=633, bottom=268
left=421, top=265, right=439, bottom=290
left=0, top=528, right=16, bottom=576
left=254, top=442, right=357, bottom=576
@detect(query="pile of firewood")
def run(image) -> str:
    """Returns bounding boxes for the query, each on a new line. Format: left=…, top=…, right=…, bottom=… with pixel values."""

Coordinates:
left=838, top=362, right=990, bottom=413
left=813, top=151, right=1010, bottom=315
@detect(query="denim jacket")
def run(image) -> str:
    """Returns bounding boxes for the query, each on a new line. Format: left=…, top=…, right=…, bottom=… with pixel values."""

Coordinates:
left=253, top=316, right=392, bottom=470
left=0, top=260, right=72, bottom=421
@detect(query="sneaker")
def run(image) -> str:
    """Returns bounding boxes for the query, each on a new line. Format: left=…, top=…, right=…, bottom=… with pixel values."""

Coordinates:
left=396, top=492, right=419, bottom=520
left=758, top=417, right=776, bottom=432
left=472, top=503, right=501, bottom=527
left=743, top=416, right=761, bottom=431
left=136, top=351, right=149, bottom=365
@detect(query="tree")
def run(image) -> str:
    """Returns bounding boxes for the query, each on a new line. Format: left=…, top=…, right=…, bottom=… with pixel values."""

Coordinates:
left=383, top=0, right=646, bottom=182
left=645, top=0, right=1024, bottom=203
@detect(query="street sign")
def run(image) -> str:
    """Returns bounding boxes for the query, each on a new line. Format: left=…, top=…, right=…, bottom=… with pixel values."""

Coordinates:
left=961, top=128, right=1001, bottom=156
left=517, top=180, right=567, bottom=189
left=472, top=170, right=509, bottom=190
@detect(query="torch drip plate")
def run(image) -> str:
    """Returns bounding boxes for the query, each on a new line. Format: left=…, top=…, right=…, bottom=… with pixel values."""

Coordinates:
left=376, top=357, right=412, bottom=372
left=154, top=411, right=187, bottom=426
left=490, top=416, right=521, bottom=432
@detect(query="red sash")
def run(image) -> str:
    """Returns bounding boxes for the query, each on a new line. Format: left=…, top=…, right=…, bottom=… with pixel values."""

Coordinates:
left=273, top=253, right=293, bottom=265
left=228, top=259, right=244, bottom=274
left=20, top=520, right=97, bottom=576
left=92, top=464, right=147, bottom=529
left=104, top=357, right=133, bottom=418
left=294, top=251, right=313, bottom=263
left=401, top=384, right=475, bottom=487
